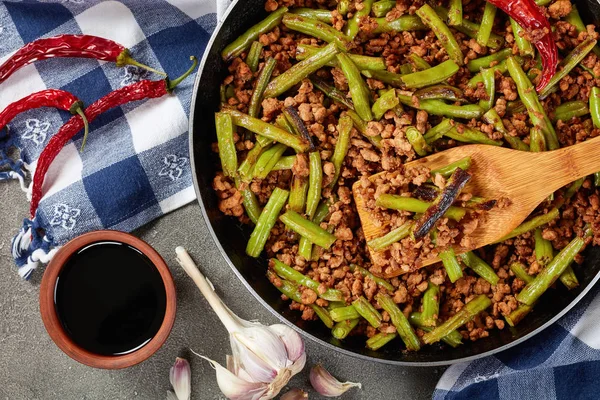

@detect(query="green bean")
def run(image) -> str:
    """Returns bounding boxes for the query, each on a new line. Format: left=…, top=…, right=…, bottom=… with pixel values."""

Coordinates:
left=401, top=60, right=460, bottom=89
left=459, top=251, right=499, bottom=285
left=247, top=188, right=289, bottom=257
left=368, top=221, right=413, bottom=251
left=416, top=4, right=463, bottom=66
left=444, top=126, right=502, bottom=146
left=297, top=44, right=386, bottom=71
left=238, top=136, right=272, bottom=182
left=409, top=312, right=463, bottom=347
left=595, top=173, right=600, bottom=187
left=350, top=264, right=395, bottom=291
left=310, top=76, right=354, bottom=110
left=282, top=13, right=351, bottom=50
left=400, top=63, right=414, bottom=74
left=372, top=88, right=399, bottom=120
left=405, top=126, right=430, bottom=156
left=254, top=143, right=287, bottom=179
left=414, top=85, right=464, bottom=102
left=498, top=208, right=560, bottom=242
left=468, top=57, right=524, bottom=88
left=366, top=332, right=397, bottom=350
left=291, top=7, right=333, bottom=23
left=482, top=109, right=530, bottom=151
left=397, top=94, right=484, bottom=119
left=435, top=7, right=504, bottom=50
left=506, top=57, right=559, bottom=150
left=408, top=54, right=432, bottom=71
left=421, top=283, right=440, bottom=327
left=424, top=118, right=454, bottom=144
left=505, top=303, right=533, bottom=327
left=527, top=54, right=543, bottom=82
left=506, top=99, right=527, bottom=115
left=214, top=112, right=238, bottom=178
left=448, top=0, right=463, bottom=26
left=246, top=41, right=263, bottom=73
left=353, top=296, right=383, bottom=328
left=377, top=195, right=466, bottom=221
left=222, top=7, right=288, bottom=61
left=361, top=70, right=404, bottom=87
left=476, top=3, right=496, bottom=47
left=478, top=67, right=495, bottom=111
left=275, top=113, right=294, bottom=132
left=347, top=109, right=383, bottom=148
left=330, top=305, right=361, bottom=322
left=289, top=176, right=308, bottom=213
left=510, top=262, right=534, bottom=283
left=337, top=54, right=373, bottom=121
left=264, top=42, right=339, bottom=98
left=431, top=156, right=472, bottom=178
left=248, top=57, right=277, bottom=118
left=332, top=319, right=360, bottom=339
left=534, top=228, right=553, bottom=267
left=373, top=0, right=395, bottom=17
left=540, top=38, right=597, bottom=99
left=346, top=0, right=374, bottom=39
left=376, top=293, right=421, bottom=351
left=330, top=115, right=353, bottom=187
left=268, top=272, right=334, bottom=328
left=225, top=110, right=309, bottom=152
left=280, top=210, right=337, bottom=249
left=535, top=0, right=552, bottom=5
left=272, top=155, right=295, bottom=171
left=240, top=186, right=262, bottom=225
left=439, top=248, right=463, bottom=283
left=559, top=265, right=579, bottom=290
left=271, top=258, right=343, bottom=302
left=529, top=126, right=546, bottom=153
left=557, top=178, right=584, bottom=209
left=338, top=0, right=350, bottom=14
left=510, top=18, right=534, bottom=57
left=220, top=84, right=227, bottom=104
left=565, top=5, right=600, bottom=57
left=517, top=228, right=592, bottom=305
left=555, top=102, right=592, bottom=124
left=306, top=151, right=322, bottom=218
left=467, top=48, right=513, bottom=73
left=372, top=15, right=427, bottom=34
left=422, top=295, right=491, bottom=344
left=590, top=87, right=600, bottom=129
left=298, top=200, right=331, bottom=259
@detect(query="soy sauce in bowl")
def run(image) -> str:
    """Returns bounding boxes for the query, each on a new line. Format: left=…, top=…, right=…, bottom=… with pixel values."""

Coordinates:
left=54, top=241, right=167, bottom=356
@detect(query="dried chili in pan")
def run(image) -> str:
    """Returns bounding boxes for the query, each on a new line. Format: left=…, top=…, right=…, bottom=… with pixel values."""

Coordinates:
left=29, top=56, right=198, bottom=216
left=0, top=89, right=90, bottom=150
left=0, top=34, right=165, bottom=85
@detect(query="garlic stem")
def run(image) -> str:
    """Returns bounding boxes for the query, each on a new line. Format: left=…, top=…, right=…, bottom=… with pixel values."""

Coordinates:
left=175, top=246, right=238, bottom=332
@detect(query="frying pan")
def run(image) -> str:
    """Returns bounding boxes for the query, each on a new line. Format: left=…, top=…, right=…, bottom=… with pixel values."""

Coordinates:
left=189, top=0, right=600, bottom=365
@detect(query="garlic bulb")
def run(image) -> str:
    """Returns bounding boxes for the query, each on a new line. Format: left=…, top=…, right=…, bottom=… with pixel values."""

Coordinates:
left=169, top=357, right=191, bottom=400
left=176, top=247, right=306, bottom=400
left=310, top=364, right=362, bottom=397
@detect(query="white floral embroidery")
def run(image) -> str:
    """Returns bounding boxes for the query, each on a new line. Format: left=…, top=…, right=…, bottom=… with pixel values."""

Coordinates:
left=49, top=204, right=81, bottom=230
left=21, top=119, right=51, bottom=145
left=158, top=154, right=188, bottom=181
left=120, top=65, right=150, bottom=86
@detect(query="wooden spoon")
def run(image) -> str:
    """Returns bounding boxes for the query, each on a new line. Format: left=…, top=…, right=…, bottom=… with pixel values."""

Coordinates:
left=353, top=136, right=600, bottom=277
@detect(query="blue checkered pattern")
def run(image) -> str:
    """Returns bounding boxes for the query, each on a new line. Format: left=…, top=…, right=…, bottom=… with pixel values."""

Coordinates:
left=0, top=0, right=220, bottom=278
left=434, top=282, right=600, bottom=399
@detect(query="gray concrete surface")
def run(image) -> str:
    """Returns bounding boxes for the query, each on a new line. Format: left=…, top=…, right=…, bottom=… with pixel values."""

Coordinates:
left=0, top=178, right=444, bottom=399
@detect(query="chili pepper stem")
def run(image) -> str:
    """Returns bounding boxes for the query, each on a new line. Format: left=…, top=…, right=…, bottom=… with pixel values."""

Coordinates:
left=116, top=49, right=167, bottom=76
left=167, top=56, right=199, bottom=91
left=75, top=108, right=90, bottom=152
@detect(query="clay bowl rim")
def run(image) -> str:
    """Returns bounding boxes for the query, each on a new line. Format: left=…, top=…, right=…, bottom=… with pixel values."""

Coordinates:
left=39, top=230, right=176, bottom=369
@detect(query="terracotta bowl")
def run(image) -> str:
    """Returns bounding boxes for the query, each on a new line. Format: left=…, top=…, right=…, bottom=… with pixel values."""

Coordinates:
left=39, top=230, right=176, bottom=369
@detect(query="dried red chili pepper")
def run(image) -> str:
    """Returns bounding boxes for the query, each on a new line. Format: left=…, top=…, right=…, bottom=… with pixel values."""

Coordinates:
left=0, top=34, right=165, bottom=85
left=0, top=89, right=90, bottom=150
left=29, top=56, right=198, bottom=217
left=486, top=0, right=557, bottom=91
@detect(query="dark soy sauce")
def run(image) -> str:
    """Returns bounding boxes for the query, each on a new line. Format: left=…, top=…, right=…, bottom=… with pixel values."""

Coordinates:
left=54, top=241, right=167, bottom=356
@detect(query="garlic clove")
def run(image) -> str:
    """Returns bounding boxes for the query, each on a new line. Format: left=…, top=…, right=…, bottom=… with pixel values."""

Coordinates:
left=169, top=358, right=191, bottom=400
left=231, top=335, right=278, bottom=383
left=202, top=356, right=269, bottom=400
left=280, top=388, right=309, bottom=400
left=288, top=351, right=307, bottom=376
left=269, top=324, right=305, bottom=363
left=310, top=364, right=362, bottom=397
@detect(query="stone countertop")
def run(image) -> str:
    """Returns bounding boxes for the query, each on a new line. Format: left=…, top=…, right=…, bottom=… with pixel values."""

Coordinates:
left=0, top=179, right=445, bottom=399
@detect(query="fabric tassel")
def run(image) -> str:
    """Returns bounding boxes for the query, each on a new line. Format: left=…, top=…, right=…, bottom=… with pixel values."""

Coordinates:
left=12, top=218, right=58, bottom=279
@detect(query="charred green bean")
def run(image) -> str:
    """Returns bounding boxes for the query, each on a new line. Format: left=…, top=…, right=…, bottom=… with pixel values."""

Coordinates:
left=247, top=188, right=289, bottom=257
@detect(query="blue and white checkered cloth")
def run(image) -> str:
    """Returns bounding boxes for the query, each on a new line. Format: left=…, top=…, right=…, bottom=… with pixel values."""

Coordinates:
left=0, top=0, right=230, bottom=278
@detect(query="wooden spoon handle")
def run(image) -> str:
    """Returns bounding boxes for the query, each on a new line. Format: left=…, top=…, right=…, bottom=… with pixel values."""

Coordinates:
left=552, top=135, right=600, bottom=185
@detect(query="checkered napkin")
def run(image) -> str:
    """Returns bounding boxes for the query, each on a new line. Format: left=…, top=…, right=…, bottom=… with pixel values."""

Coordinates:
left=434, top=282, right=600, bottom=399
left=0, top=0, right=227, bottom=279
